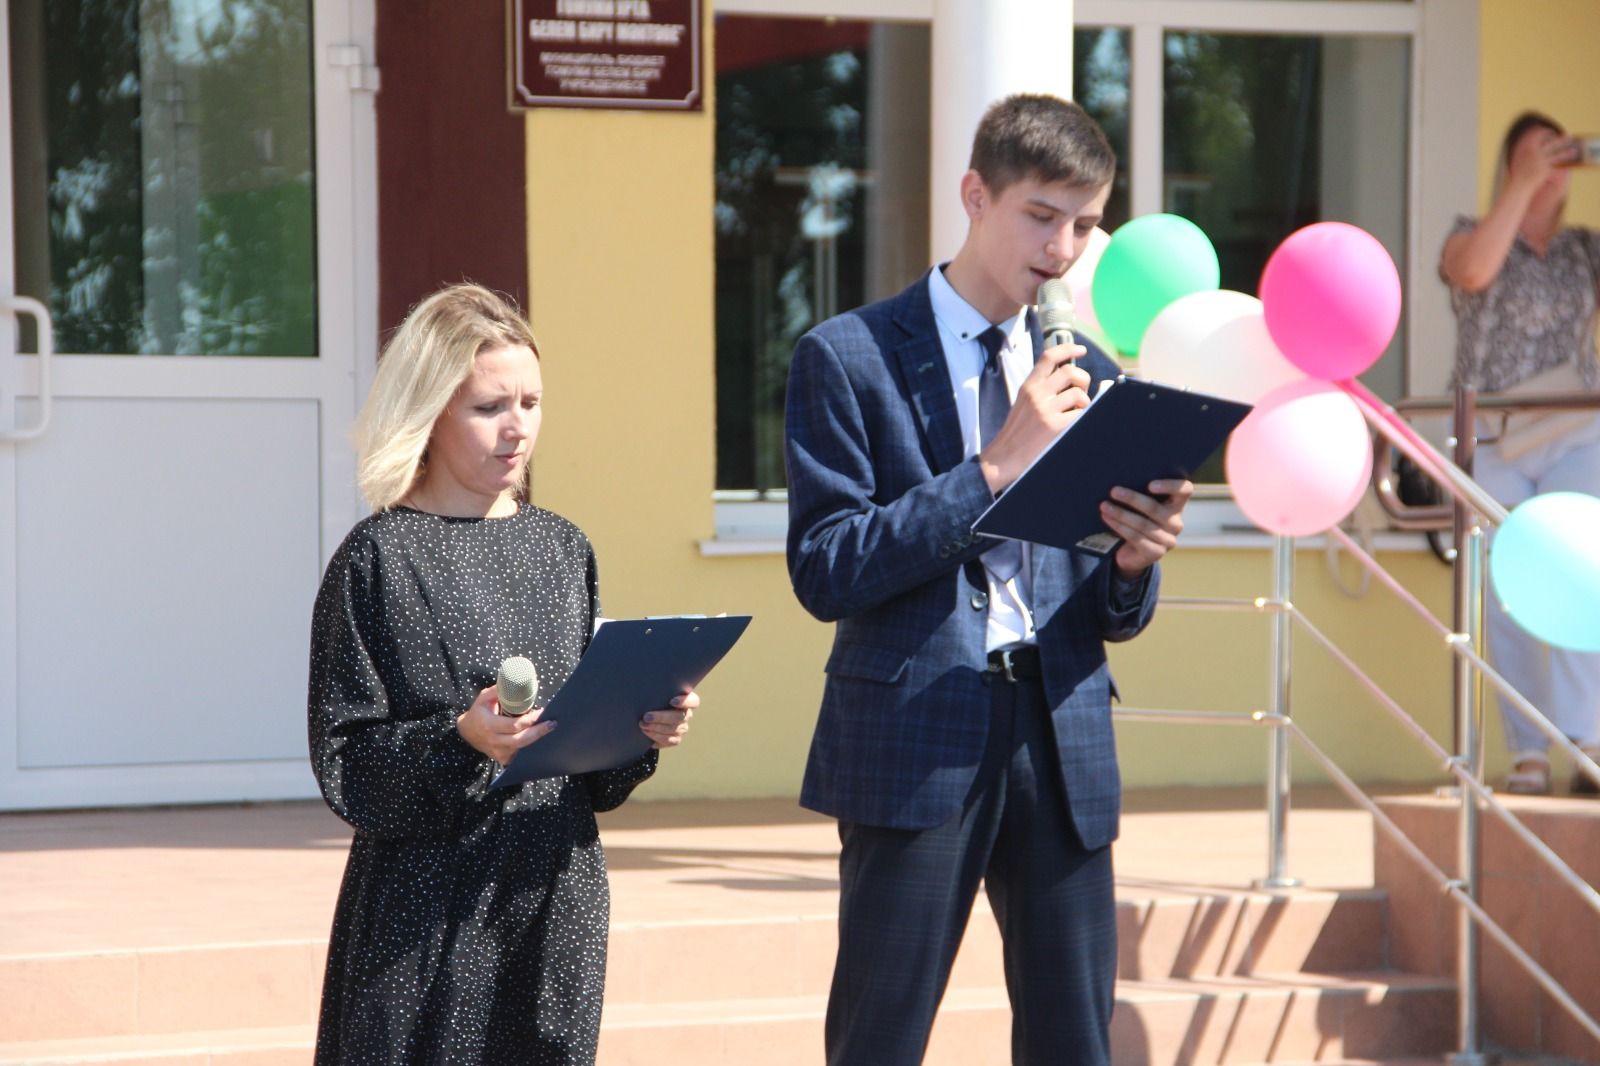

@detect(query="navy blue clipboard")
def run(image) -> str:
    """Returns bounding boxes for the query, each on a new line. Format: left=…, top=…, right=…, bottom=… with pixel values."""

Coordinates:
left=972, top=379, right=1252, bottom=556
left=490, top=615, right=752, bottom=789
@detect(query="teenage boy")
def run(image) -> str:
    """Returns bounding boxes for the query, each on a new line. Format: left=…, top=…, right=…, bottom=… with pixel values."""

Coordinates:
left=784, top=93, right=1193, bottom=1065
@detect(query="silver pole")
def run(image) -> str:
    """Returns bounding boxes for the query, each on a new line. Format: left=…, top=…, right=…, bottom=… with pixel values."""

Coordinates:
left=1451, top=527, right=1488, bottom=1066
left=1257, top=534, right=1300, bottom=889
left=1448, top=389, right=1487, bottom=1066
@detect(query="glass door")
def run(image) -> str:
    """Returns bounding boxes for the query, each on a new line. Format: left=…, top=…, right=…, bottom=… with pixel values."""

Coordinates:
left=0, top=0, right=374, bottom=809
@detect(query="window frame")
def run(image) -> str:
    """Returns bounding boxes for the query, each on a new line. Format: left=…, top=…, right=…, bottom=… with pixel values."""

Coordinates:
left=706, top=0, right=1473, bottom=553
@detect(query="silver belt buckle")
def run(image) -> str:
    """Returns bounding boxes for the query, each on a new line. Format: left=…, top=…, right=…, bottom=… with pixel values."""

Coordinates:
left=997, top=648, right=1017, bottom=682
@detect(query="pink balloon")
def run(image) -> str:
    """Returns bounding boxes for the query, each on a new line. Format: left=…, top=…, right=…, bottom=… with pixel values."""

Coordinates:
left=1259, top=222, right=1401, bottom=380
left=1225, top=379, right=1373, bottom=536
left=1065, top=226, right=1111, bottom=334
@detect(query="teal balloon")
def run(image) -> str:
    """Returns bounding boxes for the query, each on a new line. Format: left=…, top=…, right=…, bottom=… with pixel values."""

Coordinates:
left=1490, top=492, right=1600, bottom=652
left=1090, top=214, right=1221, bottom=355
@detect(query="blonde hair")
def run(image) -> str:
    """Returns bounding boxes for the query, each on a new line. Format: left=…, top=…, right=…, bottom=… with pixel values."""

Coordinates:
left=356, top=283, right=540, bottom=511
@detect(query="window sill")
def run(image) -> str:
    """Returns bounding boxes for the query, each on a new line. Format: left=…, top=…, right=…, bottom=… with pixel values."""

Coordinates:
left=698, top=537, right=787, bottom=557
left=699, top=498, right=1441, bottom=558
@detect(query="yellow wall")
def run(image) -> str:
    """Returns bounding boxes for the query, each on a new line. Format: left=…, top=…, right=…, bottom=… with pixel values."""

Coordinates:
left=1479, top=0, right=1600, bottom=225
left=525, top=23, right=833, bottom=801
left=1109, top=547, right=1471, bottom=788
left=523, top=5, right=1544, bottom=802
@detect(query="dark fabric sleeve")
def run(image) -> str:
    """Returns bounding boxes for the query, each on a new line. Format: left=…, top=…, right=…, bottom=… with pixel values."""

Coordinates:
left=1107, top=566, right=1152, bottom=613
left=576, top=542, right=659, bottom=811
left=1097, top=557, right=1160, bottom=644
left=785, top=329, right=1000, bottom=622
left=587, top=751, right=661, bottom=813
left=307, top=536, right=488, bottom=839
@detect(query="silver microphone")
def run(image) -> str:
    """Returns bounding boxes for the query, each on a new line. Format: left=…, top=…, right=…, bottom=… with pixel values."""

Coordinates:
left=1036, top=277, right=1078, bottom=351
left=496, top=656, right=538, bottom=717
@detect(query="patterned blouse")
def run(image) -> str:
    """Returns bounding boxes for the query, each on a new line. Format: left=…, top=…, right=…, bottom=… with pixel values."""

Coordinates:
left=1443, top=215, right=1600, bottom=391
left=309, top=504, right=657, bottom=1065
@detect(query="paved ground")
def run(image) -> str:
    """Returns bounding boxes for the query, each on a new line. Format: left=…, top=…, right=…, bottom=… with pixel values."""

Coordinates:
left=0, top=785, right=1382, bottom=957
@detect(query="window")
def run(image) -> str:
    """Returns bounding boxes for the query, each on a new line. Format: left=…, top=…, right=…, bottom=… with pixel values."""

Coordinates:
left=710, top=1, right=1435, bottom=544
left=713, top=15, right=930, bottom=495
left=1075, top=27, right=1130, bottom=232
left=713, top=17, right=1140, bottom=496
left=11, top=0, right=318, bottom=356
left=1157, top=30, right=1411, bottom=482
left=1162, top=31, right=1410, bottom=399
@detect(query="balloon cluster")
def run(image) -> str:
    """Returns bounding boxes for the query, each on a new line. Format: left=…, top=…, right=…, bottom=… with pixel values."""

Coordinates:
left=1083, top=217, right=1397, bottom=537
left=1079, top=215, right=1600, bottom=652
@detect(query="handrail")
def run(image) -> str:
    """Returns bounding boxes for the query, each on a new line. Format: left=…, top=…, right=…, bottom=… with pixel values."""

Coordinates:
left=1344, top=380, right=1600, bottom=1060
left=1347, top=380, right=1508, bottom=526
left=1116, top=378, right=1600, bottom=1061
left=1326, top=525, right=1600, bottom=795
left=1372, top=386, right=1600, bottom=531
left=1282, top=566, right=1600, bottom=922
left=1284, top=720, right=1600, bottom=1049
left=1114, top=694, right=1600, bottom=1050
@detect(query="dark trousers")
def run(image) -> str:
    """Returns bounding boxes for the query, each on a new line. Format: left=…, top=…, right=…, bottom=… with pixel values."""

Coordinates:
left=824, top=674, right=1116, bottom=1066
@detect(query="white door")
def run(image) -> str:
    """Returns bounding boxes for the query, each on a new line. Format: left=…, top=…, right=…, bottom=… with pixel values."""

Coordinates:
left=0, top=0, right=377, bottom=809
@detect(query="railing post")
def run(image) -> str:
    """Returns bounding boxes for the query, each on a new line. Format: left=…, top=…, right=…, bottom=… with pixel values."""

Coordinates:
left=1450, top=385, right=1488, bottom=1066
left=1257, top=533, right=1301, bottom=889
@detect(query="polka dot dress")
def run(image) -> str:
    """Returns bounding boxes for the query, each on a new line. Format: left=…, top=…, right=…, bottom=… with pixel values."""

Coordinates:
left=308, top=504, right=657, bottom=1065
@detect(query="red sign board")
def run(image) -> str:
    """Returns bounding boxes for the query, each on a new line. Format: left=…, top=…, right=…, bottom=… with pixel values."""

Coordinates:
left=508, top=0, right=702, bottom=111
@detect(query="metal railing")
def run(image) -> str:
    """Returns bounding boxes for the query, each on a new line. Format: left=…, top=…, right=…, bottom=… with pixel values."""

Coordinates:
left=1115, top=382, right=1600, bottom=1064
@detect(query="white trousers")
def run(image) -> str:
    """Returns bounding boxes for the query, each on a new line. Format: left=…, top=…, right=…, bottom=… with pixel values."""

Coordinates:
left=1473, top=414, right=1600, bottom=754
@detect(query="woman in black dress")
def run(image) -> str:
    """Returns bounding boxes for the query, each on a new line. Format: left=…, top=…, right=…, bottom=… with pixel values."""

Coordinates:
left=308, top=283, right=696, bottom=1064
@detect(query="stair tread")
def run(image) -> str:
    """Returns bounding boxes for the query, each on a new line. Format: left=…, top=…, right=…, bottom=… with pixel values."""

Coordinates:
left=0, top=1025, right=315, bottom=1063
left=0, top=938, right=325, bottom=963
left=0, top=885, right=1387, bottom=960
left=1117, top=968, right=1455, bottom=997
left=601, top=968, right=1454, bottom=1027
left=603, top=885, right=1386, bottom=930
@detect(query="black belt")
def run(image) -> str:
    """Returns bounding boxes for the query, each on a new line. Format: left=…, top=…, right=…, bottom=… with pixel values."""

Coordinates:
left=986, top=645, right=1042, bottom=682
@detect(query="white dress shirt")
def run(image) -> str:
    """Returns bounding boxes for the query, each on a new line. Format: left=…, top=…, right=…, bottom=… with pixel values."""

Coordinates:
left=927, top=266, right=1037, bottom=652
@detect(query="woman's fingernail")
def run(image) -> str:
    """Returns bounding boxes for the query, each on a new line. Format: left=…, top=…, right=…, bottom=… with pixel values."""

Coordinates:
left=644, top=713, right=657, bottom=723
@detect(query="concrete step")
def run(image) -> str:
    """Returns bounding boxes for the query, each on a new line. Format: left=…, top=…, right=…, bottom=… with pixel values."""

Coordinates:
left=0, top=983, right=1468, bottom=1066
left=0, top=942, right=326, bottom=1044
left=1377, top=794, right=1600, bottom=1064
left=0, top=1026, right=314, bottom=1066
left=596, top=970, right=1456, bottom=1066
left=0, top=793, right=1423, bottom=1064
left=0, top=888, right=1386, bottom=1043
left=608, top=886, right=1389, bottom=1007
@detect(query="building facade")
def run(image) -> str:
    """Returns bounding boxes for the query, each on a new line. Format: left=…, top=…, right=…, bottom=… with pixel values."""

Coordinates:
left=1, top=0, right=1596, bottom=809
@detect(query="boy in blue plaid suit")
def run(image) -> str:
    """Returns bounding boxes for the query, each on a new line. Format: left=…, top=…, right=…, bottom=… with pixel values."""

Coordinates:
left=784, top=94, right=1194, bottom=1065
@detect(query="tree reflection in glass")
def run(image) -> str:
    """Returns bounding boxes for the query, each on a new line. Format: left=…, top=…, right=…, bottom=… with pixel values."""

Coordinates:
left=12, top=0, right=316, bottom=356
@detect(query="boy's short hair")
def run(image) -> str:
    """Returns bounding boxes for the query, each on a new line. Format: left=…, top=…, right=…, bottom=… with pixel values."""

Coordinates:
left=968, top=93, right=1115, bottom=195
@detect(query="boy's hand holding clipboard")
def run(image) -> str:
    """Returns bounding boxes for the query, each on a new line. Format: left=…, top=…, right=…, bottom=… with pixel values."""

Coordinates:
left=973, top=377, right=1250, bottom=558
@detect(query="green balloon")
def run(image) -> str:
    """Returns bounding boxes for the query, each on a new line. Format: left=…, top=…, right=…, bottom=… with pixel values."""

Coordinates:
left=1090, top=214, right=1221, bottom=355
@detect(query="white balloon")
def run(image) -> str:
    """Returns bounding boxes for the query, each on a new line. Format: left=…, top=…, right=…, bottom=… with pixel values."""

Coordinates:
left=1137, top=289, right=1307, bottom=404
left=1064, top=226, right=1112, bottom=335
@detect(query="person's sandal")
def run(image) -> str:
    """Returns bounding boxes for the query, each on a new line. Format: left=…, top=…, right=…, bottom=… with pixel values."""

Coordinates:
left=1571, top=745, right=1600, bottom=796
left=1505, top=752, right=1552, bottom=796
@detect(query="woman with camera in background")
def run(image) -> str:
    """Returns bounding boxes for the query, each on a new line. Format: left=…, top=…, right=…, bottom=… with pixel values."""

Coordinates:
left=1440, top=112, right=1600, bottom=796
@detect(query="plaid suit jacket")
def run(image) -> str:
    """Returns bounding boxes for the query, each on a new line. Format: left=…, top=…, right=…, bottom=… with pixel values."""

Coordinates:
left=784, top=271, right=1160, bottom=849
